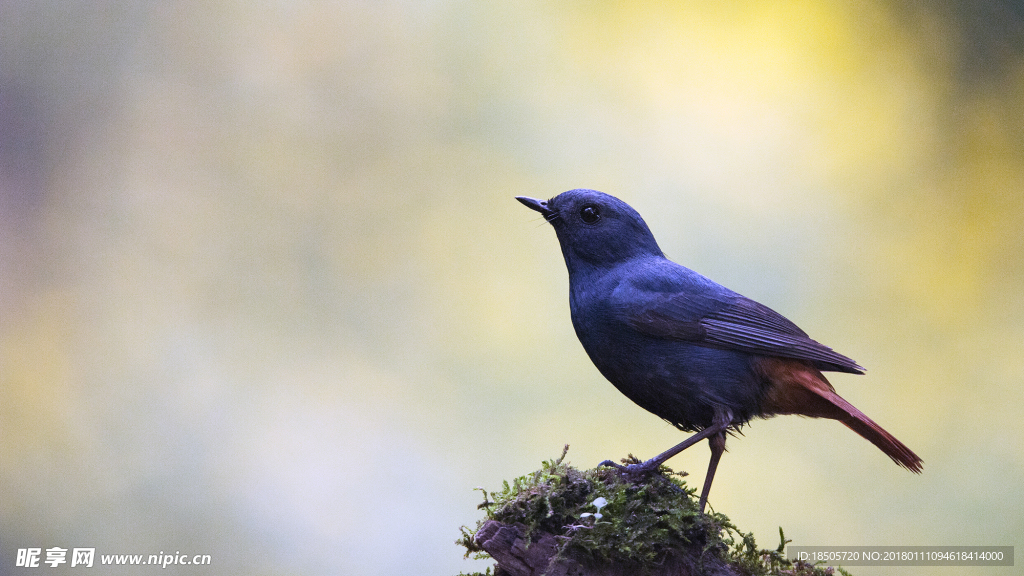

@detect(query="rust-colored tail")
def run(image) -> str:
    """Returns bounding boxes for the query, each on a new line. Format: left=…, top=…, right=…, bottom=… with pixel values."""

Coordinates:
left=815, top=387, right=923, bottom=473
left=759, top=358, right=923, bottom=473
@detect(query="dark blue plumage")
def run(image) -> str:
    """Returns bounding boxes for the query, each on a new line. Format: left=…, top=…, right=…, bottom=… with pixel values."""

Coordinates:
left=518, top=189, right=921, bottom=513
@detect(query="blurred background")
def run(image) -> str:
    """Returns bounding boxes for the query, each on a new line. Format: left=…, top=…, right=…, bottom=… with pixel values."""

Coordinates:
left=1, top=1, right=1022, bottom=574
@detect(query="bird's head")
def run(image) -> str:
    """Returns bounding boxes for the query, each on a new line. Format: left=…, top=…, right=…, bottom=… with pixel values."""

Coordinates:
left=517, top=189, right=664, bottom=270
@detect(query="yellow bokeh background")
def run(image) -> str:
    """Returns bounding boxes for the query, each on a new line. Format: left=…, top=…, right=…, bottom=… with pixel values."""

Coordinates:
left=1, top=1, right=1021, bottom=574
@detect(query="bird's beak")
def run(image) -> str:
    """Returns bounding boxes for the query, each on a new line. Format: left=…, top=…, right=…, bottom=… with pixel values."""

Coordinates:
left=516, top=196, right=554, bottom=217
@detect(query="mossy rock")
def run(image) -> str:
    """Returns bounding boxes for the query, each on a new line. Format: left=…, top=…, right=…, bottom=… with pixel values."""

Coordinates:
left=456, top=446, right=849, bottom=576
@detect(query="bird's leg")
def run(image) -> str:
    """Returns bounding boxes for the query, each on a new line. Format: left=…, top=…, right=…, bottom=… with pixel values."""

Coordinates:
left=599, top=408, right=734, bottom=480
left=698, top=429, right=726, bottom=514
left=597, top=427, right=714, bottom=472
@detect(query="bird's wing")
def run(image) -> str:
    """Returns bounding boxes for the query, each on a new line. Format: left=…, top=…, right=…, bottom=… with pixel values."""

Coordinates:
left=617, top=276, right=864, bottom=374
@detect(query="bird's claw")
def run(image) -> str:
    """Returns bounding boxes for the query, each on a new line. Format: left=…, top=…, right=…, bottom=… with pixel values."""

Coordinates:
left=598, top=459, right=660, bottom=477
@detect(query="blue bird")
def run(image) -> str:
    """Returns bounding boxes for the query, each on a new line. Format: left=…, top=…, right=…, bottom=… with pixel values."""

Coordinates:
left=518, top=189, right=922, bottom=513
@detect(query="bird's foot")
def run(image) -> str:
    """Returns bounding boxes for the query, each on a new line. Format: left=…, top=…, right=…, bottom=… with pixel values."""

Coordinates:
left=598, top=457, right=687, bottom=495
left=598, top=458, right=661, bottom=478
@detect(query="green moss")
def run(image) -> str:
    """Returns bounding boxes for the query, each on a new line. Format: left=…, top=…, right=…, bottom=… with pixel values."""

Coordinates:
left=457, top=446, right=849, bottom=576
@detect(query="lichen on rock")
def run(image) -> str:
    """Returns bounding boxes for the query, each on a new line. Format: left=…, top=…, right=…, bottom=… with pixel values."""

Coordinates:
left=456, top=446, right=848, bottom=576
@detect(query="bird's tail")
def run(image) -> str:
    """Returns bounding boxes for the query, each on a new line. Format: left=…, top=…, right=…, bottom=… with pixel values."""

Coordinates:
left=815, top=387, right=923, bottom=473
left=758, top=357, right=923, bottom=473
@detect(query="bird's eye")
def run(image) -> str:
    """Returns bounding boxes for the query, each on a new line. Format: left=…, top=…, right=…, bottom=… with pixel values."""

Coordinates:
left=580, top=204, right=601, bottom=224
